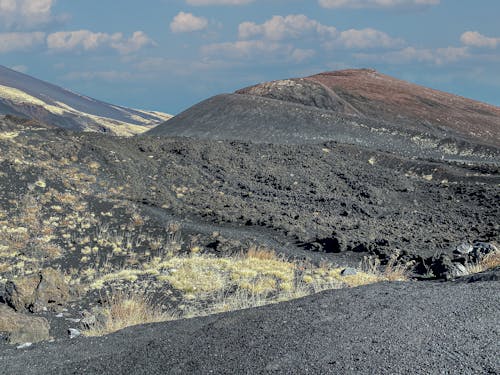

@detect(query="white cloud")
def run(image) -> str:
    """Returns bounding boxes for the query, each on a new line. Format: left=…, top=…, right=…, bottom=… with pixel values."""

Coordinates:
left=319, top=0, right=440, bottom=9
left=112, top=31, right=156, bottom=54
left=47, top=30, right=154, bottom=54
left=460, top=31, right=499, bottom=49
left=0, top=0, right=56, bottom=29
left=356, top=46, right=469, bottom=65
left=336, top=28, right=403, bottom=48
left=236, top=14, right=401, bottom=52
left=202, top=40, right=312, bottom=63
left=239, top=14, right=337, bottom=41
left=186, top=0, right=254, bottom=5
left=170, top=12, right=208, bottom=33
left=0, top=31, right=45, bottom=53
left=201, top=14, right=402, bottom=64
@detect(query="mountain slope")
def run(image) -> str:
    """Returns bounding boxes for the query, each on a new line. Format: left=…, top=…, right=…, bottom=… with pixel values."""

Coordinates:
left=0, top=65, right=171, bottom=136
left=147, top=69, right=500, bottom=162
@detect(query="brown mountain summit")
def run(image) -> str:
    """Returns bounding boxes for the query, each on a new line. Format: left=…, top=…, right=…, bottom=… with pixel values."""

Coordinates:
left=148, top=69, right=499, bottom=162
left=239, top=68, right=500, bottom=147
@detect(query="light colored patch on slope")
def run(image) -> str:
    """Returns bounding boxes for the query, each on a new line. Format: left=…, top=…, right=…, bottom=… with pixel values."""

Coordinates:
left=0, top=84, right=170, bottom=136
left=0, top=84, right=48, bottom=107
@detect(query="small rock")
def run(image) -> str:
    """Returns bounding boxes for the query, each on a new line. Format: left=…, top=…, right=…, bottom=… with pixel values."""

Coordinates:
left=65, top=318, right=81, bottom=323
left=455, top=243, right=473, bottom=255
left=451, top=263, right=468, bottom=278
left=16, top=342, right=33, bottom=349
left=341, top=268, right=357, bottom=276
left=68, top=328, right=81, bottom=339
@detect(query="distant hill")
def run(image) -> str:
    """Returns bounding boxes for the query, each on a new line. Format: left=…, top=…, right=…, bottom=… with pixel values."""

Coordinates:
left=0, top=65, right=171, bottom=136
left=147, top=69, right=500, bottom=161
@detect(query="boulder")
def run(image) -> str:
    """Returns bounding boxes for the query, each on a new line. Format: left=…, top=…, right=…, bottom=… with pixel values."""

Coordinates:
left=430, top=255, right=455, bottom=280
left=454, top=243, right=473, bottom=255
left=340, top=268, right=357, bottom=276
left=0, top=304, right=50, bottom=344
left=5, top=268, right=70, bottom=312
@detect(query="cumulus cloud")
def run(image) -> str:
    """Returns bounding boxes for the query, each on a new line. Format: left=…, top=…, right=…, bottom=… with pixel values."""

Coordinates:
left=202, top=14, right=402, bottom=64
left=202, top=40, right=313, bottom=63
left=237, top=14, right=401, bottom=50
left=336, top=28, right=403, bottom=48
left=47, top=30, right=154, bottom=54
left=319, top=0, right=440, bottom=9
left=186, top=0, right=254, bottom=5
left=239, top=15, right=337, bottom=41
left=170, top=12, right=208, bottom=33
left=460, top=31, right=499, bottom=49
left=356, top=46, right=469, bottom=65
left=112, top=31, right=156, bottom=54
left=0, top=31, right=45, bottom=53
left=0, top=0, right=57, bottom=29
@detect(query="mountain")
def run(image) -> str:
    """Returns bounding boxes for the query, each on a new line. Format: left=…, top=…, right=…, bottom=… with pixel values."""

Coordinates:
left=0, top=65, right=171, bottom=136
left=0, top=70, right=498, bottom=373
left=147, top=69, right=500, bottom=162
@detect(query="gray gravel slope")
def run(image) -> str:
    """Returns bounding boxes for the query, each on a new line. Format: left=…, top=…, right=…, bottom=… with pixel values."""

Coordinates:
left=1, top=277, right=498, bottom=375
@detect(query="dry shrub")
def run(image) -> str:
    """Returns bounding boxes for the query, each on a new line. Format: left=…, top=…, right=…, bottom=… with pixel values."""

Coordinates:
left=246, top=246, right=277, bottom=261
left=480, top=251, right=500, bottom=270
left=465, top=250, right=500, bottom=275
left=82, top=292, right=173, bottom=337
left=360, top=252, right=412, bottom=282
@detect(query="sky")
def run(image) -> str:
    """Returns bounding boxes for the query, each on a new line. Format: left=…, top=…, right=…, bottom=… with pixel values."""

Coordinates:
left=1, top=0, right=499, bottom=114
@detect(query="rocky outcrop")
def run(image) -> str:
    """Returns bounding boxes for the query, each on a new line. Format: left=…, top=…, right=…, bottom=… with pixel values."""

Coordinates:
left=0, top=304, right=50, bottom=344
left=4, top=268, right=70, bottom=312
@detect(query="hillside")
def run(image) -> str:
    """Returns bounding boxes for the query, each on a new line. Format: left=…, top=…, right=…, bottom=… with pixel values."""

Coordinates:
left=0, top=69, right=498, bottom=374
left=147, top=69, right=500, bottom=163
left=0, top=66, right=171, bottom=136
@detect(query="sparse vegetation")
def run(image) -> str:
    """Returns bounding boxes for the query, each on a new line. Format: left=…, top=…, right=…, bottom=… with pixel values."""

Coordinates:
left=82, top=292, right=174, bottom=337
left=464, top=249, right=500, bottom=275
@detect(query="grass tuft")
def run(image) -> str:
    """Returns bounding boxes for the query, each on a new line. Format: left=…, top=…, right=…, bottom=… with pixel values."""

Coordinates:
left=82, top=292, right=174, bottom=337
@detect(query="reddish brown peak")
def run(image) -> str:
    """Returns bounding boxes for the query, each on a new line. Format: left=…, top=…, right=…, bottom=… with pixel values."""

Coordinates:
left=313, top=68, right=378, bottom=77
left=305, top=69, right=500, bottom=147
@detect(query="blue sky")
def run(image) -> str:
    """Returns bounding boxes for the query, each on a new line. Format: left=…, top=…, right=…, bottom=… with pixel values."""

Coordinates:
left=1, top=0, right=499, bottom=114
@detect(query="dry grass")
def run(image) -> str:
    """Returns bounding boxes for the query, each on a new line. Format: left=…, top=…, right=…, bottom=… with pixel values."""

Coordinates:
left=246, top=246, right=278, bottom=260
left=360, top=252, right=412, bottom=282
left=481, top=251, right=500, bottom=270
left=464, top=250, right=500, bottom=275
left=82, top=292, right=174, bottom=336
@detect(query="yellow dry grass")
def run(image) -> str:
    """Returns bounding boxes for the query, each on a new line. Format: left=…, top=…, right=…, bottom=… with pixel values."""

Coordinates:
left=481, top=251, right=500, bottom=270
left=465, top=250, right=500, bottom=275
left=82, top=292, right=174, bottom=336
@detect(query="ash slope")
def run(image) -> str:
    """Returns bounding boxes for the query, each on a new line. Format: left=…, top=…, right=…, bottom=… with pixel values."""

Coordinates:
left=0, top=65, right=171, bottom=136
left=1, top=277, right=499, bottom=375
left=147, top=69, right=500, bottom=163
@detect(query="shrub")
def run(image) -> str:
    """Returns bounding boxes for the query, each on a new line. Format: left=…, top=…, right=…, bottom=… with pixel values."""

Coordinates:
left=82, top=292, right=174, bottom=337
